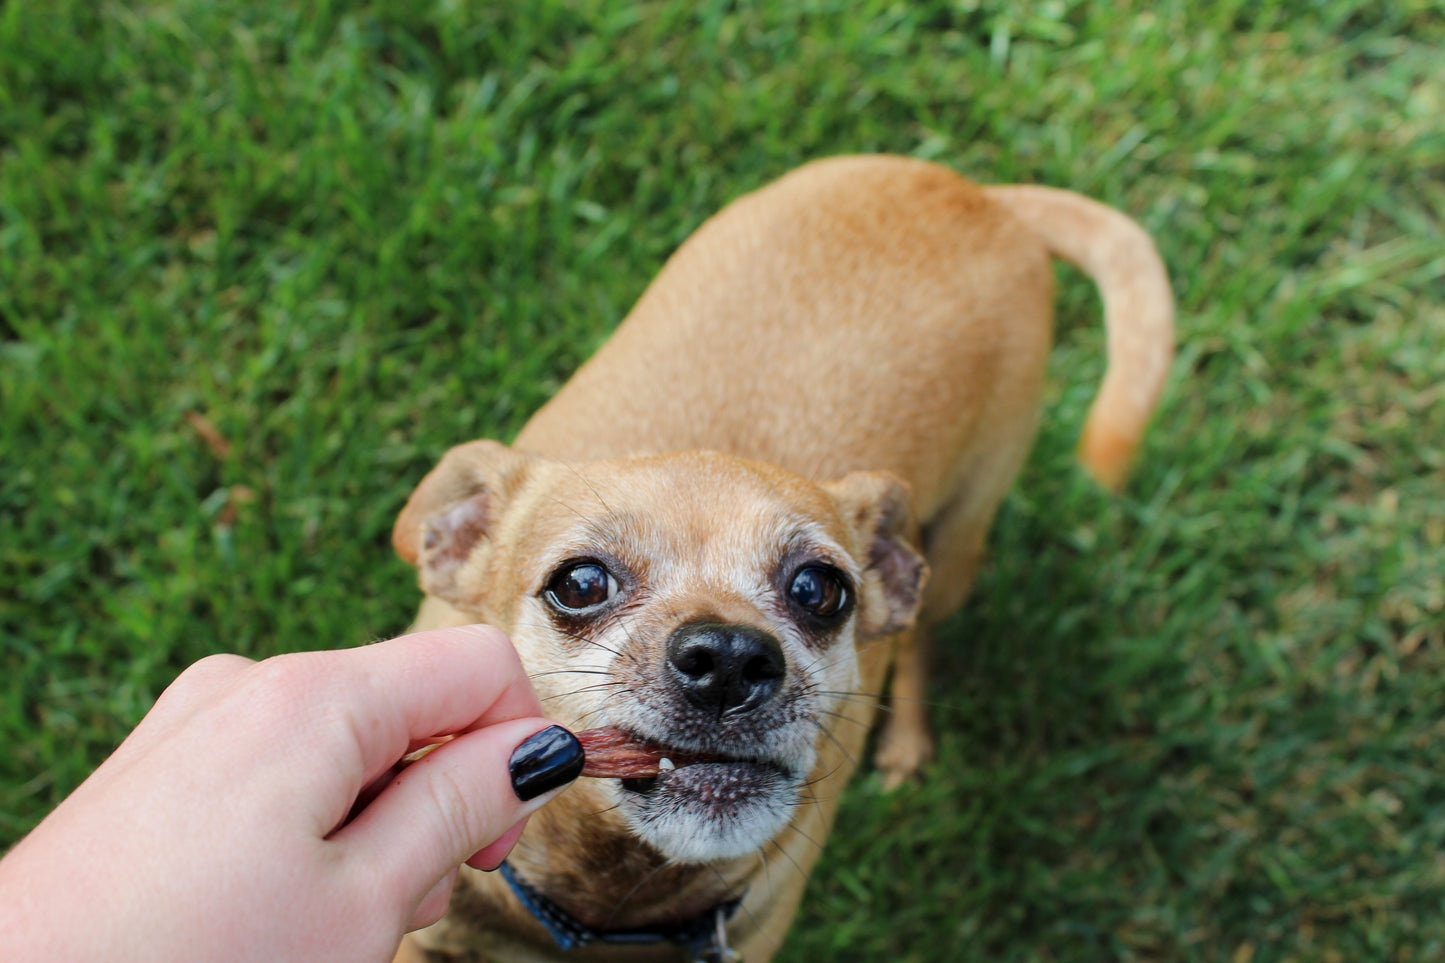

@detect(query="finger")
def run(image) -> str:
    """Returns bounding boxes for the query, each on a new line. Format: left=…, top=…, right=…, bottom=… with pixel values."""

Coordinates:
left=220, top=625, right=542, bottom=842
left=340, top=624, right=545, bottom=784
left=407, top=867, right=459, bottom=932
left=337, top=718, right=582, bottom=906
left=465, top=816, right=529, bottom=872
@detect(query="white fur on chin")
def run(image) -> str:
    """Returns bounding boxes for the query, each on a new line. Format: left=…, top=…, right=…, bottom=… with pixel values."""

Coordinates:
left=619, top=759, right=806, bottom=862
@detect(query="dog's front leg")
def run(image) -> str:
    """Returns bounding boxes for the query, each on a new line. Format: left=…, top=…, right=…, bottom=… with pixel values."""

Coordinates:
left=872, top=626, right=935, bottom=790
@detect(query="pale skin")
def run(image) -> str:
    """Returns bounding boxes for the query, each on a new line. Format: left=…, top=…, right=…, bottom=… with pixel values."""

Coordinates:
left=0, top=624, right=576, bottom=963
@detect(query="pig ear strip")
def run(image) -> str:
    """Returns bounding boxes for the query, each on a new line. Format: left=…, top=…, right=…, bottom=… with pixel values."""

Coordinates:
left=397, top=727, right=715, bottom=780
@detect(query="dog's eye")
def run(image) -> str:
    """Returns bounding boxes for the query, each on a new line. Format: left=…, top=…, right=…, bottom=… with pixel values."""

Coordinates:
left=545, top=561, right=619, bottom=613
left=788, top=565, right=850, bottom=620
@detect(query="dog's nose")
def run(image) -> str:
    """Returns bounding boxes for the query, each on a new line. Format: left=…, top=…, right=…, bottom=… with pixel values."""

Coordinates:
left=665, top=622, right=785, bottom=717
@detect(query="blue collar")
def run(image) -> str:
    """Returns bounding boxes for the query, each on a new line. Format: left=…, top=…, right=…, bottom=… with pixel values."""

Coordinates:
left=497, top=860, right=744, bottom=961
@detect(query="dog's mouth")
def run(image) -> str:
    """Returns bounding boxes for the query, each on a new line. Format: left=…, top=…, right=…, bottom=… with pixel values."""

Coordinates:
left=576, top=726, right=802, bottom=863
left=576, top=726, right=728, bottom=779
left=577, top=725, right=790, bottom=792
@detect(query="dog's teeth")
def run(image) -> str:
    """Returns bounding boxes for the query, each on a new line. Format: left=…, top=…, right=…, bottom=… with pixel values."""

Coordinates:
left=658, top=757, right=676, bottom=772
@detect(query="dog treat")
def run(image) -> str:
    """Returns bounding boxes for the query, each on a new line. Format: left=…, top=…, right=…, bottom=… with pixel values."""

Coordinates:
left=576, top=726, right=714, bottom=778
left=395, top=728, right=711, bottom=779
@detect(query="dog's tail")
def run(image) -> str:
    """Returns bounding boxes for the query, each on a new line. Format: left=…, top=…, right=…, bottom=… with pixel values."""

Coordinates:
left=985, top=185, right=1175, bottom=491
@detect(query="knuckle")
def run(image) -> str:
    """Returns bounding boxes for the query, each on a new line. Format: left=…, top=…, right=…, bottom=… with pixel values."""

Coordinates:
left=155, top=653, right=251, bottom=709
left=172, top=652, right=250, bottom=689
left=242, top=651, right=351, bottom=723
left=151, top=647, right=252, bottom=717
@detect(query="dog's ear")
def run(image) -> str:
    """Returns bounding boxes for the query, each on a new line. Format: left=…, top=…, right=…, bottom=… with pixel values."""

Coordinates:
left=824, top=472, right=929, bottom=636
left=393, top=440, right=537, bottom=603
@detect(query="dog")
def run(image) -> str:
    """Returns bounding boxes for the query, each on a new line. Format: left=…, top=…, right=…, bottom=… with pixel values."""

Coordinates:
left=389, top=154, right=1174, bottom=961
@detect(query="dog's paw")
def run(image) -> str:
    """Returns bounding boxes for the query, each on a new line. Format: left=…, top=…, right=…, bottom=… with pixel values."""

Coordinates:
left=872, top=719, right=934, bottom=791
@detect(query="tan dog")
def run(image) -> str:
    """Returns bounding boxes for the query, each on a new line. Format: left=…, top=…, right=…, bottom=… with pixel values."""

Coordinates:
left=390, top=155, right=1173, bottom=962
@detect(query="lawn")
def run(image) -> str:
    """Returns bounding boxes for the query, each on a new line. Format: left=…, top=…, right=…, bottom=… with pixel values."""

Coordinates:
left=2, top=0, right=1442, bottom=960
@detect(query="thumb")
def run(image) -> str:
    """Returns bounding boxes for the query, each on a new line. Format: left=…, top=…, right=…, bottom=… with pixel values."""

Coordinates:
left=338, top=719, right=583, bottom=907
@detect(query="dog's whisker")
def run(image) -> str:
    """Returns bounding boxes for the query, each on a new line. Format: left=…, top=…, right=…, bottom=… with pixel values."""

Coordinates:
left=779, top=813, right=826, bottom=858
left=609, top=611, right=649, bottom=668
left=547, top=679, right=629, bottom=695
left=797, top=776, right=843, bottom=807
left=812, top=689, right=892, bottom=711
left=554, top=459, right=616, bottom=519
left=764, top=835, right=809, bottom=887
left=599, top=855, right=680, bottom=931
left=562, top=633, right=628, bottom=663
left=796, top=646, right=856, bottom=678
left=798, top=762, right=850, bottom=800
left=753, top=848, right=776, bottom=906
left=813, top=706, right=873, bottom=729
left=567, top=695, right=634, bottom=728
left=822, top=688, right=960, bottom=712
left=584, top=801, right=626, bottom=818
left=538, top=681, right=630, bottom=704
left=807, top=718, right=859, bottom=773
left=815, top=687, right=887, bottom=701
left=796, top=633, right=893, bottom=678
left=528, top=668, right=616, bottom=679
left=516, top=616, right=633, bottom=664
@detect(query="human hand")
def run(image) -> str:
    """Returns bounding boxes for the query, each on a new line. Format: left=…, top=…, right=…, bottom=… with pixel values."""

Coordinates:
left=0, top=624, right=583, bottom=962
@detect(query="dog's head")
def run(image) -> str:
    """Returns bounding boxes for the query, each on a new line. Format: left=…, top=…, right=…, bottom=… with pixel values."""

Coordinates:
left=394, top=441, right=926, bottom=864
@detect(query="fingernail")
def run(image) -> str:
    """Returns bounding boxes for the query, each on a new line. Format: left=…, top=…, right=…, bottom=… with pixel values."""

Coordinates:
left=509, top=725, right=584, bottom=801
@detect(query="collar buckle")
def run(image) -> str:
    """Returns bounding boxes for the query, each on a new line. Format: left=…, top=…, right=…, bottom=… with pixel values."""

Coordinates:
left=691, top=902, right=742, bottom=963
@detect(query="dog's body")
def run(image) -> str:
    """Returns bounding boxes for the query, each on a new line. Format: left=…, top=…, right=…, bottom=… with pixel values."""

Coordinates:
left=391, top=155, right=1173, bottom=961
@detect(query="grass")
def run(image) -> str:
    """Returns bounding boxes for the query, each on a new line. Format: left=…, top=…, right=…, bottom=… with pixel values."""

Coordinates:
left=2, top=0, right=1442, bottom=959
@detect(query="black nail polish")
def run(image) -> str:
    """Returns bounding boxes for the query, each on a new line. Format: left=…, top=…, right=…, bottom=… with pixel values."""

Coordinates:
left=509, top=725, right=584, bottom=801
